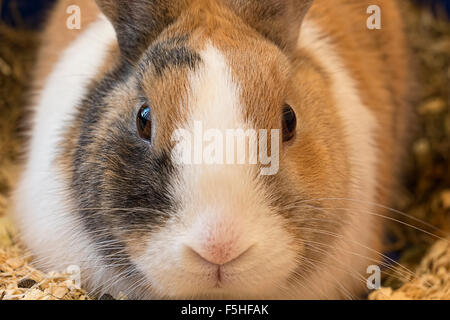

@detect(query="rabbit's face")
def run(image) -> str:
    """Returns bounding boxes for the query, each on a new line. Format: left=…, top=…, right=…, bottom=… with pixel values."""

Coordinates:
left=61, top=2, right=356, bottom=299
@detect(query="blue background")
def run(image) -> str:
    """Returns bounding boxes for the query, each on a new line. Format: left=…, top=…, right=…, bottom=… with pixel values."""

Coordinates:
left=1, top=0, right=56, bottom=27
left=1, top=0, right=450, bottom=28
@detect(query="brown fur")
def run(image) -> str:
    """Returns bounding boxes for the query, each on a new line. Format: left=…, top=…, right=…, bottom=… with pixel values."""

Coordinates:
left=30, top=0, right=414, bottom=299
left=33, top=0, right=100, bottom=88
left=313, top=0, right=413, bottom=202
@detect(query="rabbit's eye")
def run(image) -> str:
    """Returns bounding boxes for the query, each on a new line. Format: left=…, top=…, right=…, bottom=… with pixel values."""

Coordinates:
left=137, top=104, right=153, bottom=142
left=282, top=104, right=297, bottom=142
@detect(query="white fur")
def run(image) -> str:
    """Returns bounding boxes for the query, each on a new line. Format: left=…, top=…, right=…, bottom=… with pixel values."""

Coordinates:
left=296, top=19, right=379, bottom=298
left=12, top=16, right=130, bottom=297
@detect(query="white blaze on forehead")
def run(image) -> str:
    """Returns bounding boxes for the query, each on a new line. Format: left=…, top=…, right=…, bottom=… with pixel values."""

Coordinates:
left=171, top=43, right=247, bottom=168
left=188, top=43, right=244, bottom=130
left=171, top=44, right=279, bottom=175
left=179, top=42, right=259, bottom=216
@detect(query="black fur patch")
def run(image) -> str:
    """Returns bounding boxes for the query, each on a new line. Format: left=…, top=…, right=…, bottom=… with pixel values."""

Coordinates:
left=69, top=60, right=179, bottom=279
left=138, top=36, right=202, bottom=77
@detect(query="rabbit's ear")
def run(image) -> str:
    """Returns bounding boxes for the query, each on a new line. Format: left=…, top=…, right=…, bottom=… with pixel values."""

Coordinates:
left=95, top=0, right=187, bottom=61
left=225, top=0, right=313, bottom=53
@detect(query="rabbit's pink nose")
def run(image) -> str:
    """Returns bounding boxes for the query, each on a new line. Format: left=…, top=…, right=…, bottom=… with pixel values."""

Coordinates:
left=186, top=217, right=253, bottom=266
left=188, top=241, right=251, bottom=266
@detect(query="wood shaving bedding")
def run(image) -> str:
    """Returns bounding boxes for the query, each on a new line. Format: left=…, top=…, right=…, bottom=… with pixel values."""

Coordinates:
left=370, top=239, right=450, bottom=300
left=0, top=244, right=91, bottom=300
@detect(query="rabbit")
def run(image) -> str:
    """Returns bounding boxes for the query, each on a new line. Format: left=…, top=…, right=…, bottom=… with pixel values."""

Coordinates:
left=12, top=0, right=415, bottom=299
